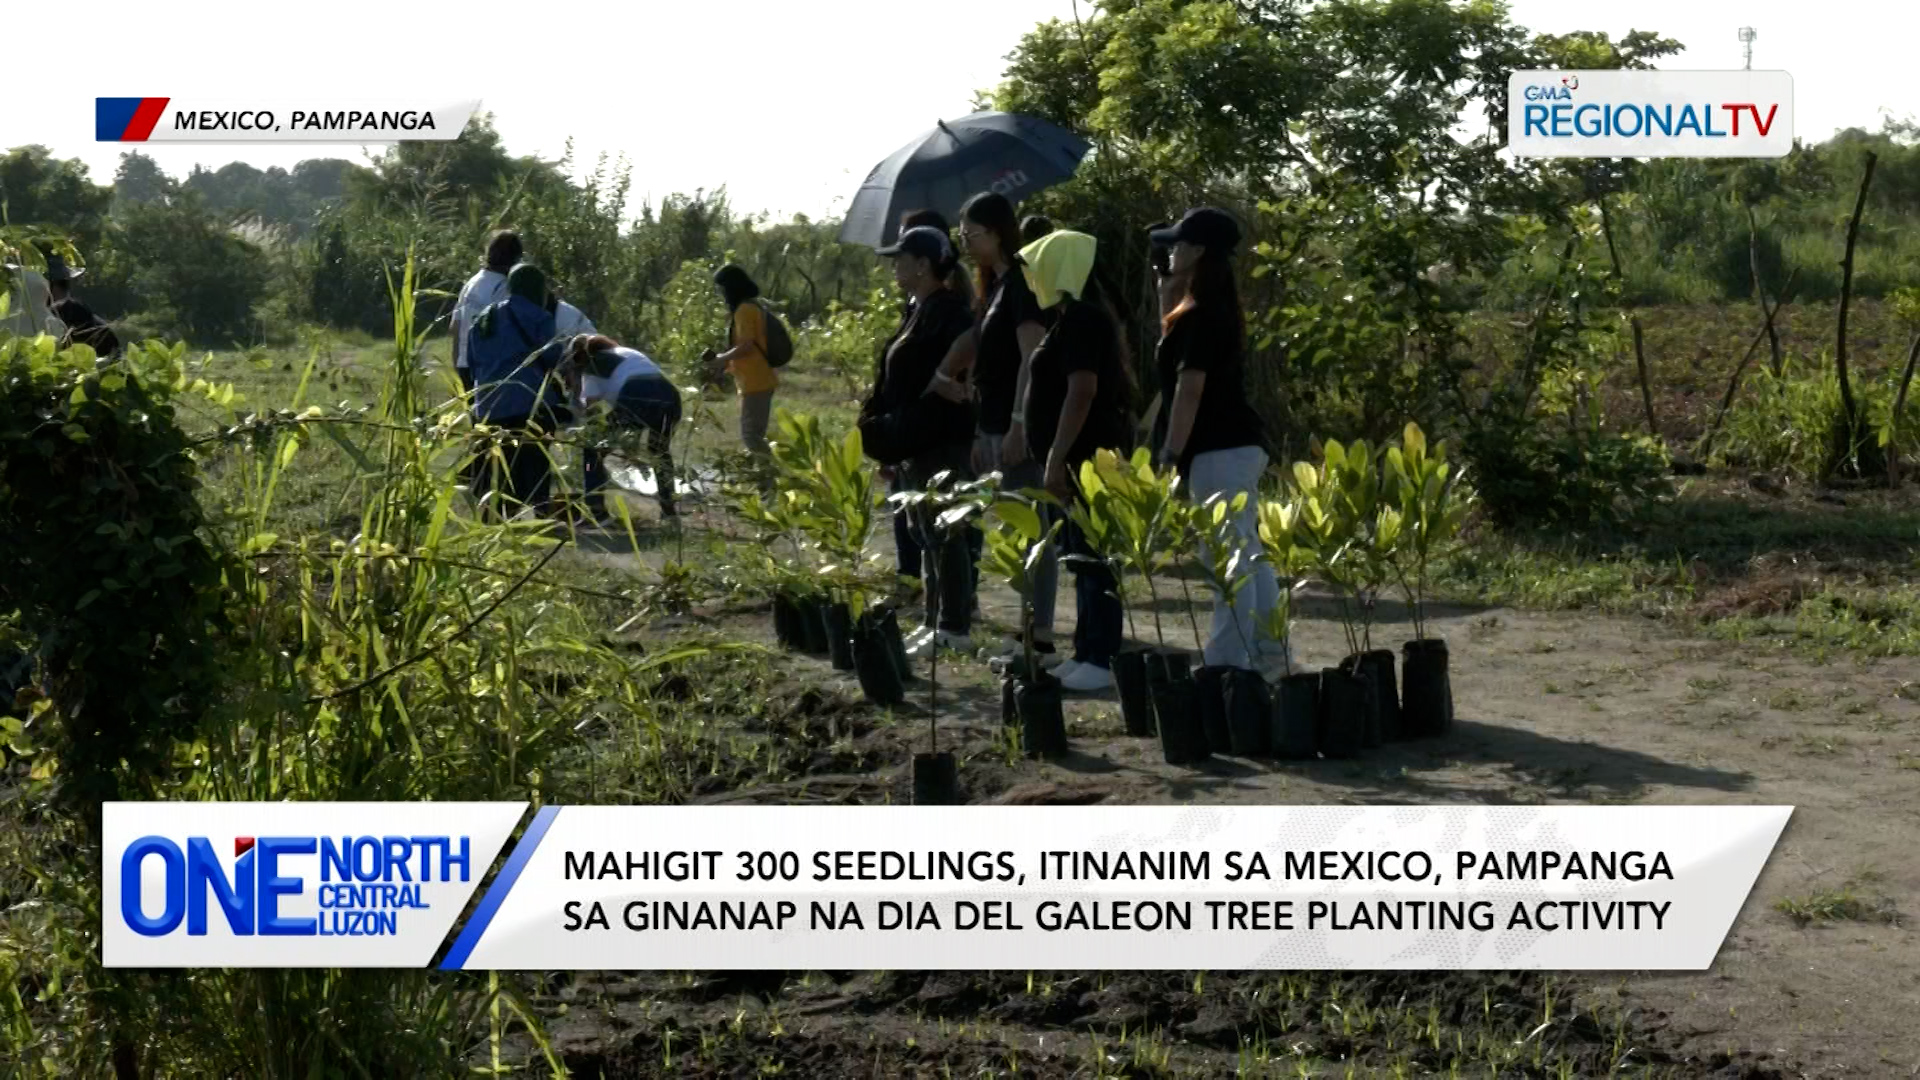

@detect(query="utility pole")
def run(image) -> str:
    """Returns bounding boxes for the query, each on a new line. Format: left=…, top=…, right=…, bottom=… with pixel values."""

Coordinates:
left=1738, top=26, right=1756, bottom=70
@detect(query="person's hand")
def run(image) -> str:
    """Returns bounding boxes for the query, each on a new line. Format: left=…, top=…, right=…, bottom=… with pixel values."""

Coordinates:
left=1000, top=424, right=1029, bottom=469
left=928, top=371, right=968, bottom=403
left=969, top=439, right=990, bottom=475
left=1044, top=458, right=1073, bottom=501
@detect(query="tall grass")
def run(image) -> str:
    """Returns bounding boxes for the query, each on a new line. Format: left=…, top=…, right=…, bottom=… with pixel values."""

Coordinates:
left=1711, top=351, right=1920, bottom=477
left=0, top=257, right=715, bottom=1078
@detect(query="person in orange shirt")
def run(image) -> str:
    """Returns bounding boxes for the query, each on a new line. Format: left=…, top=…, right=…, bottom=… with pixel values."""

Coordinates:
left=705, top=264, right=777, bottom=460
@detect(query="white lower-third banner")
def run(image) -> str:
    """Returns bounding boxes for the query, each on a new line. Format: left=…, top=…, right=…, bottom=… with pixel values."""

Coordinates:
left=442, top=805, right=1791, bottom=971
left=103, top=802, right=526, bottom=967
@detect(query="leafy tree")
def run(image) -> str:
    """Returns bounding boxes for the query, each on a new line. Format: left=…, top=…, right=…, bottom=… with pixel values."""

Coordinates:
left=107, top=192, right=271, bottom=343
left=0, top=146, right=113, bottom=254
left=111, top=151, right=176, bottom=208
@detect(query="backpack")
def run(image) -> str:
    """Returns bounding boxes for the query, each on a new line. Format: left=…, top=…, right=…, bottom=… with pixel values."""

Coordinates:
left=733, top=299, right=794, bottom=369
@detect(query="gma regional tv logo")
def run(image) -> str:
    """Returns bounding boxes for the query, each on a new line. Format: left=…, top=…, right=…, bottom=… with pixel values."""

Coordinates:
left=1507, top=69, right=1793, bottom=159
left=103, top=803, right=525, bottom=968
left=119, top=834, right=472, bottom=938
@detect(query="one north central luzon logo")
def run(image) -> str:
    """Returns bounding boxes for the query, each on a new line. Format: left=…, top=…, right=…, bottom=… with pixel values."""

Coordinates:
left=1520, top=79, right=1781, bottom=141
left=119, top=835, right=471, bottom=938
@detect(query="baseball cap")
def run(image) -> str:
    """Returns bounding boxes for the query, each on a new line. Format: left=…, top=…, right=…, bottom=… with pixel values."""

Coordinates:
left=1148, top=208, right=1242, bottom=254
left=43, top=253, right=85, bottom=283
left=877, top=226, right=954, bottom=263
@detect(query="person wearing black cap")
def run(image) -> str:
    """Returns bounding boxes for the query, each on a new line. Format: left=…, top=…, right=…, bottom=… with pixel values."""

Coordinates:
left=954, top=191, right=1057, bottom=670
left=1020, top=215, right=1055, bottom=247
left=889, top=208, right=981, bottom=605
left=1148, top=207, right=1282, bottom=674
left=868, top=225, right=980, bottom=658
left=42, top=253, right=82, bottom=306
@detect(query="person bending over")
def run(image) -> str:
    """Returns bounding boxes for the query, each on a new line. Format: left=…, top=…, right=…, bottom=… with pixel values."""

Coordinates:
left=566, top=334, right=682, bottom=523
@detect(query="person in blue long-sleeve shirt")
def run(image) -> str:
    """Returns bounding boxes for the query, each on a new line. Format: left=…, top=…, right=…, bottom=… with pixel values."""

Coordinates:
left=465, top=262, right=568, bottom=520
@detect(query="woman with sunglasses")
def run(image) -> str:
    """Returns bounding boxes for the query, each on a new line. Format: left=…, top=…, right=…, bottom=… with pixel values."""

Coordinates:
left=949, top=192, right=1058, bottom=673
left=1149, top=208, right=1282, bottom=674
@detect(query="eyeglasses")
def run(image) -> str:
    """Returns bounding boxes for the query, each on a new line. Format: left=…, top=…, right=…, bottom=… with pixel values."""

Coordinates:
left=957, top=227, right=987, bottom=243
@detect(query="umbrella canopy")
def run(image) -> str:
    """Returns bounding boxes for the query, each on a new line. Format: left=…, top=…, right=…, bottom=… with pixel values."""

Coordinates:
left=837, top=111, right=1092, bottom=249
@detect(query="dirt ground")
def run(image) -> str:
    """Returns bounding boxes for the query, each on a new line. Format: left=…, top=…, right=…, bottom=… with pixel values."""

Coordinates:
left=558, top=490, right=1919, bottom=1078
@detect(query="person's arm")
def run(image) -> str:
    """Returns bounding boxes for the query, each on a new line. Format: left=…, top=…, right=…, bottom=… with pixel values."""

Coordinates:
left=714, top=304, right=763, bottom=371
left=1000, top=319, right=1047, bottom=465
left=929, top=332, right=975, bottom=402
left=1044, top=371, right=1098, bottom=495
left=1160, top=370, right=1207, bottom=464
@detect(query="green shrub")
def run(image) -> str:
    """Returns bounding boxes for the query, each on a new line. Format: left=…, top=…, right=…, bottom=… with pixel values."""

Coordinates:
left=1462, top=425, right=1673, bottom=531
left=1713, top=352, right=1920, bottom=479
left=796, top=284, right=894, bottom=404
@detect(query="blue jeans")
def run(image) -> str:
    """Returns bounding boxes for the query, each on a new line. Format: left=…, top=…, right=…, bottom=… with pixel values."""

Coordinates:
left=1187, top=445, right=1280, bottom=670
left=584, top=376, right=681, bottom=515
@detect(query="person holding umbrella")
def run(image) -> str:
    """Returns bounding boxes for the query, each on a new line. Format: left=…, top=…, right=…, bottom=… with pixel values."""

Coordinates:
left=1149, top=208, right=1281, bottom=673
left=866, top=226, right=979, bottom=659
left=949, top=192, right=1058, bottom=672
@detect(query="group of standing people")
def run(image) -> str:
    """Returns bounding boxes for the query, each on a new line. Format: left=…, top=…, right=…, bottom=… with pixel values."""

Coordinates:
left=452, top=230, right=685, bottom=522
left=861, top=198, right=1280, bottom=692
left=447, top=200, right=1281, bottom=693
left=451, top=228, right=786, bottom=522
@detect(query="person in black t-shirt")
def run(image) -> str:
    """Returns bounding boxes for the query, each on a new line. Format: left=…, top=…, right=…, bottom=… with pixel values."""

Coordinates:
left=1015, top=230, right=1135, bottom=693
left=888, top=209, right=982, bottom=601
left=948, top=192, right=1059, bottom=669
left=872, top=226, right=980, bottom=658
left=1148, top=208, right=1283, bottom=673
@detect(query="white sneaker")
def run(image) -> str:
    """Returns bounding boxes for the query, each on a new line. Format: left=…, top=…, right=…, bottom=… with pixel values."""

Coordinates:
left=1057, top=662, right=1114, bottom=693
left=907, top=630, right=973, bottom=659
left=1049, top=659, right=1084, bottom=682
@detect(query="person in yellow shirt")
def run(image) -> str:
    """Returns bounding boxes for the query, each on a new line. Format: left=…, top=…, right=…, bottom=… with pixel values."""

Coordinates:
left=705, top=264, right=777, bottom=459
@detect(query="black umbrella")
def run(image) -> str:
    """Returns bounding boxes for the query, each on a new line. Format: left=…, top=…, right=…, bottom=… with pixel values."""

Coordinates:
left=837, top=111, right=1092, bottom=249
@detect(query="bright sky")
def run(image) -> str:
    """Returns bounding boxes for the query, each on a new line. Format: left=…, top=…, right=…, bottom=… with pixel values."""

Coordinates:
left=2, top=0, right=1910, bottom=221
